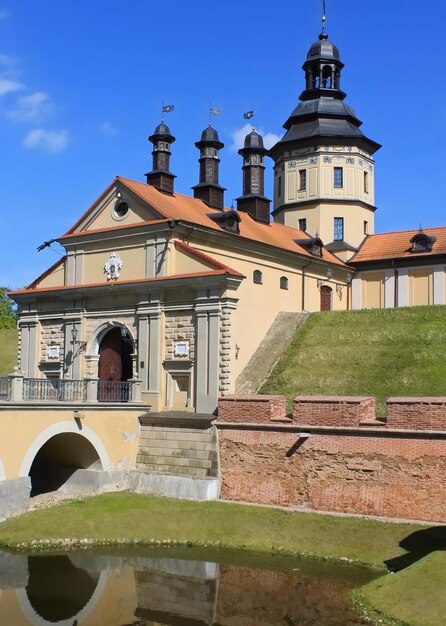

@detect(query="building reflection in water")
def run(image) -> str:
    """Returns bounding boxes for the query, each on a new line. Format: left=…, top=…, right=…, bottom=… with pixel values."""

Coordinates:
left=0, top=550, right=369, bottom=625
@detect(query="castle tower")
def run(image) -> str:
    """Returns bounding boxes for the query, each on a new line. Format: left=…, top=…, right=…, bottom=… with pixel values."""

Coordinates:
left=145, top=122, right=176, bottom=194
left=192, top=125, right=226, bottom=209
left=236, top=129, right=271, bottom=224
left=269, top=26, right=381, bottom=259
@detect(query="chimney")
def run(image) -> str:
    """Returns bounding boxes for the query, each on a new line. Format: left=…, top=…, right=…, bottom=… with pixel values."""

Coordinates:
left=236, top=130, right=271, bottom=223
left=145, top=122, right=176, bottom=194
left=192, top=125, right=226, bottom=209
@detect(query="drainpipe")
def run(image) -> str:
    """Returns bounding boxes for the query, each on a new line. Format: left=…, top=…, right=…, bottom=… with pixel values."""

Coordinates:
left=301, top=260, right=312, bottom=311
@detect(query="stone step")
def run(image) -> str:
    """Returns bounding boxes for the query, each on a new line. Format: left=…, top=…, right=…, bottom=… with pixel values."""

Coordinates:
left=136, top=454, right=213, bottom=470
left=135, top=464, right=209, bottom=478
left=137, top=448, right=217, bottom=461
left=139, top=438, right=215, bottom=451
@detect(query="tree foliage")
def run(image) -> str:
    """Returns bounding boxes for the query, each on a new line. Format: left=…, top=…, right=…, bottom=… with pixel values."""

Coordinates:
left=0, top=287, right=16, bottom=329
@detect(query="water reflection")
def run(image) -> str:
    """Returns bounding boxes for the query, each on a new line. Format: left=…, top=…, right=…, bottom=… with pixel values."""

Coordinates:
left=0, top=549, right=370, bottom=625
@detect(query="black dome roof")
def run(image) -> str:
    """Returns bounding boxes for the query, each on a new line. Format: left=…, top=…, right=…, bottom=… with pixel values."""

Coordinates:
left=153, top=122, right=173, bottom=137
left=307, top=32, right=341, bottom=62
left=200, top=126, right=220, bottom=142
left=244, top=130, right=265, bottom=150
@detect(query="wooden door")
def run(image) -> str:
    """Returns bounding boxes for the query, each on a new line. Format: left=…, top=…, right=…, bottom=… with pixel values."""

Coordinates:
left=99, top=329, right=122, bottom=381
left=320, top=286, right=333, bottom=312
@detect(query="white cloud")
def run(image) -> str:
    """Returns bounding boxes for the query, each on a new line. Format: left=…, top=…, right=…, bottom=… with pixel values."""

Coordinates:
left=0, top=78, right=24, bottom=96
left=9, top=91, right=53, bottom=122
left=230, top=123, right=282, bottom=152
left=23, top=128, right=69, bottom=154
left=99, top=121, right=117, bottom=135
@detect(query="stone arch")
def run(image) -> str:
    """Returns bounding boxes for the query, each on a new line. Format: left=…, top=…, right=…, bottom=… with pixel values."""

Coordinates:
left=86, top=320, right=135, bottom=357
left=16, top=567, right=108, bottom=626
left=19, top=422, right=112, bottom=479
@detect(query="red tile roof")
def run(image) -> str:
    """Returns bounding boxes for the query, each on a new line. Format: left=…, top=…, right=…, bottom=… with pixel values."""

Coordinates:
left=63, top=176, right=347, bottom=267
left=352, top=226, right=446, bottom=263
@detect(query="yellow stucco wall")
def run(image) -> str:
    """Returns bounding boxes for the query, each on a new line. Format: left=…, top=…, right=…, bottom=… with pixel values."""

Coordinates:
left=0, top=407, right=141, bottom=480
left=362, top=272, right=384, bottom=309
left=410, top=270, right=433, bottom=306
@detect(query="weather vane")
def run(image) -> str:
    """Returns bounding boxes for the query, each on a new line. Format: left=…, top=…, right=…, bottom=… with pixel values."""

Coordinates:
left=209, top=104, right=221, bottom=125
left=161, top=102, right=175, bottom=122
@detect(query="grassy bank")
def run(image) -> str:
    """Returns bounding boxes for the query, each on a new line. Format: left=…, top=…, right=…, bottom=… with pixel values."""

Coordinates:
left=355, top=551, right=446, bottom=626
left=0, top=328, right=17, bottom=376
left=260, top=306, right=446, bottom=415
left=0, top=493, right=426, bottom=568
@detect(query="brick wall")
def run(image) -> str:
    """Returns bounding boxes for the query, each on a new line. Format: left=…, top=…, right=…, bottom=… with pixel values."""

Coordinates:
left=387, top=397, right=446, bottom=431
left=218, top=427, right=446, bottom=522
left=293, top=396, right=376, bottom=427
left=218, top=395, right=288, bottom=423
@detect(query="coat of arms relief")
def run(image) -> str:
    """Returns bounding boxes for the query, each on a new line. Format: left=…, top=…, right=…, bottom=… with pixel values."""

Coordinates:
left=104, top=252, right=123, bottom=280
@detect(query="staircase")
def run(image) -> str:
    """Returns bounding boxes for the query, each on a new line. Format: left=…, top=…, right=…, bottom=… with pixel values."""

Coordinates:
left=236, top=312, right=309, bottom=394
left=131, top=413, right=220, bottom=500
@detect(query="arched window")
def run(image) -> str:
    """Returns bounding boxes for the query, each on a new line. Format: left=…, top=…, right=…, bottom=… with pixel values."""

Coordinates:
left=322, top=65, right=332, bottom=88
left=280, top=276, right=288, bottom=290
left=253, top=270, right=263, bottom=285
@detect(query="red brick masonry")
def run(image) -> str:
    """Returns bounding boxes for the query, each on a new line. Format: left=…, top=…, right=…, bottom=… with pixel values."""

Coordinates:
left=218, top=395, right=289, bottom=423
left=293, top=396, right=376, bottom=427
left=387, top=397, right=446, bottom=431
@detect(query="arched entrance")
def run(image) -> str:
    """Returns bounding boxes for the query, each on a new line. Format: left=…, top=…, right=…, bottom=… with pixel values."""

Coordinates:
left=98, top=327, right=133, bottom=401
left=28, top=433, right=102, bottom=496
left=320, top=285, right=333, bottom=311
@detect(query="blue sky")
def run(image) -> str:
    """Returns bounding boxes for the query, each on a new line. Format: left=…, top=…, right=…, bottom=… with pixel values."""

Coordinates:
left=0, top=0, right=445, bottom=287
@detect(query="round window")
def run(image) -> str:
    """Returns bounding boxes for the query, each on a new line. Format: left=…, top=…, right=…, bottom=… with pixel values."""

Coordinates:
left=114, top=201, right=129, bottom=218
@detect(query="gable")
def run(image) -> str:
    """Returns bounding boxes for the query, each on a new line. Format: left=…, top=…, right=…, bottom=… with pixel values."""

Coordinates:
left=70, top=181, right=164, bottom=234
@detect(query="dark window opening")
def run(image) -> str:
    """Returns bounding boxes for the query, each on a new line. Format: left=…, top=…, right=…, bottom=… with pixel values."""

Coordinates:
left=364, top=220, right=369, bottom=235
left=280, top=276, right=288, bottom=290
left=334, top=217, right=344, bottom=241
left=299, top=218, right=307, bottom=231
left=253, top=270, right=263, bottom=285
left=299, top=169, right=307, bottom=190
left=364, top=171, right=369, bottom=193
left=115, top=201, right=129, bottom=218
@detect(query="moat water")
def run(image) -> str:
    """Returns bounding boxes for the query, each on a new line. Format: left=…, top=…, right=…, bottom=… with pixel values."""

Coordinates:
left=0, top=547, right=376, bottom=625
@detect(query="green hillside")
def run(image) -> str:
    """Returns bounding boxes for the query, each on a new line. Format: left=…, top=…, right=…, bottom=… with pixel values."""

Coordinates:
left=0, top=328, right=17, bottom=376
left=260, top=306, right=446, bottom=416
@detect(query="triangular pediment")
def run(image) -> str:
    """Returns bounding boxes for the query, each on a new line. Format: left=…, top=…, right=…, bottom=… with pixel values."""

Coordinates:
left=68, top=180, right=164, bottom=234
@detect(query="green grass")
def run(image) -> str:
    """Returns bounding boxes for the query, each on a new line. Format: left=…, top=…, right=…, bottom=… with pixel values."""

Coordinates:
left=356, top=551, right=446, bottom=626
left=260, top=306, right=446, bottom=415
left=0, top=327, right=17, bottom=376
left=0, top=492, right=427, bottom=569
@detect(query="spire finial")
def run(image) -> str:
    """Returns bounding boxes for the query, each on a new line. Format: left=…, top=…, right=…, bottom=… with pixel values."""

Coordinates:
left=320, top=0, right=328, bottom=39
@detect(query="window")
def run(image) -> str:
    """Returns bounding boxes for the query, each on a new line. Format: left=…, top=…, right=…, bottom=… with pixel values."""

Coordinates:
left=334, top=167, right=343, bottom=188
left=280, top=276, right=289, bottom=290
left=299, top=169, right=307, bottom=190
left=364, top=171, right=369, bottom=193
left=299, top=218, right=307, bottom=231
left=334, top=217, right=344, bottom=241
left=277, top=176, right=282, bottom=198
left=364, top=220, right=369, bottom=235
left=253, top=270, right=263, bottom=284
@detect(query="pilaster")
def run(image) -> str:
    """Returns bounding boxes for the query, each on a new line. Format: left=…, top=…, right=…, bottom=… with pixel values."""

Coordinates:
left=397, top=269, right=409, bottom=307
left=195, top=292, right=221, bottom=414
left=384, top=270, right=395, bottom=309
left=433, top=265, right=446, bottom=305
left=351, top=276, right=362, bottom=310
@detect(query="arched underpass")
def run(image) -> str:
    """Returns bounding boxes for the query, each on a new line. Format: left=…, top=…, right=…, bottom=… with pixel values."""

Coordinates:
left=28, top=433, right=102, bottom=496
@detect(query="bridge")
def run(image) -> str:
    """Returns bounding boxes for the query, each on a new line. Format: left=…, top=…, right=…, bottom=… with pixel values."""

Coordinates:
left=0, top=373, right=219, bottom=519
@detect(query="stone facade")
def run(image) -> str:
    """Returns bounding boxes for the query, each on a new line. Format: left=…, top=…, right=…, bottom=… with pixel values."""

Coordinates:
left=218, top=306, right=232, bottom=395
left=164, top=311, right=195, bottom=361
left=39, top=319, right=64, bottom=362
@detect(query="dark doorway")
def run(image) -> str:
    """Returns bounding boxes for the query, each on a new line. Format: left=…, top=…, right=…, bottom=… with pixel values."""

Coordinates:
left=98, top=327, right=133, bottom=401
left=320, top=286, right=333, bottom=311
left=28, top=433, right=102, bottom=496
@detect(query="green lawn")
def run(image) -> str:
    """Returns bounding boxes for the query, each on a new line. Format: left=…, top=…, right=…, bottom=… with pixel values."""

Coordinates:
left=0, top=328, right=17, bottom=376
left=260, top=306, right=446, bottom=415
left=356, top=551, right=446, bottom=626
left=0, top=492, right=426, bottom=569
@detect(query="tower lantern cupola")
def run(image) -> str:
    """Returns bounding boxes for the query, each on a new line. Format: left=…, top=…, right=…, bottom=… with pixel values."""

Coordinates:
left=192, top=125, right=226, bottom=209
left=236, top=130, right=271, bottom=224
left=146, top=122, right=176, bottom=194
left=301, top=31, right=345, bottom=101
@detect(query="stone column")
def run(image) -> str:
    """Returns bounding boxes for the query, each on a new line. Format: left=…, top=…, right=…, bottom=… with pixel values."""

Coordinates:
left=397, top=269, right=409, bottom=307
left=20, top=320, right=38, bottom=378
left=433, top=265, right=445, bottom=305
left=137, top=296, right=162, bottom=410
left=195, top=297, right=221, bottom=414
left=384, top=270, right=395, bottom=308
left=85, top=378, right=99, bottom=403
left=10, top=371, right=24, bottom=402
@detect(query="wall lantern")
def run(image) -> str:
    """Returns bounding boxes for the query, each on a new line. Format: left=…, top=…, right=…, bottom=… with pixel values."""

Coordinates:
left=71, top=325, right=87, bottom=351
